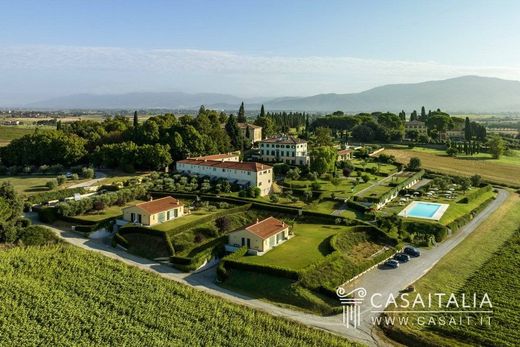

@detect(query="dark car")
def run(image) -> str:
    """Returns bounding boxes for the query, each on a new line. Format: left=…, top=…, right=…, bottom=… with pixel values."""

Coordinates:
left=384, top=260, right=399, bottom=269
left=394, top=253, right=410, bottom=263
left=404, top=246, right=421, bottom=257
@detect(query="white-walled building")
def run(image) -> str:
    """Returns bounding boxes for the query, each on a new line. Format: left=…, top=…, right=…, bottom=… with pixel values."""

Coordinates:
left=258, top=135, right=310, bottom=165
left=176, top=159, right=273, bottom=196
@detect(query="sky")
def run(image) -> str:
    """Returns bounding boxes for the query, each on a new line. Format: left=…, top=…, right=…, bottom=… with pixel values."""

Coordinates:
left=1, top=0, right=520, bottom=105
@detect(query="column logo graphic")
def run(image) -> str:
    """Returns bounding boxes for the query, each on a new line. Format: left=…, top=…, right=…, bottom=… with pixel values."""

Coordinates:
left=336, top=287, right=367, bottom=328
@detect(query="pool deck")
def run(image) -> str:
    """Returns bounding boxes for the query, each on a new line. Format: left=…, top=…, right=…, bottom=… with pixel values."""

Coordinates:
left=398, top=201, right=449, bottom=221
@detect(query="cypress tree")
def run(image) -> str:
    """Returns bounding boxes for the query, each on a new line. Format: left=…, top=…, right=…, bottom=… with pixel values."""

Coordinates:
left=464, top=117, right=471, bottom=141
left=133, top=111, right=139, bottom=128
left=260, top=104, right=265, bottom=118
left=420, top=106, right=426, bottom=120
left=237, top=102, right=246, bottom=123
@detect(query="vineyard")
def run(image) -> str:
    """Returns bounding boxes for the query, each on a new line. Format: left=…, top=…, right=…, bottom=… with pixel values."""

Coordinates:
left=431, top=229, right=520, bottom=346
left=0, top=244, right=356, bottom=346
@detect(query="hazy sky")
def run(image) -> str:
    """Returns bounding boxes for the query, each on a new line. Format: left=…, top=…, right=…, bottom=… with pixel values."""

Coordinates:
left=1, top=0, right=520, bottom=104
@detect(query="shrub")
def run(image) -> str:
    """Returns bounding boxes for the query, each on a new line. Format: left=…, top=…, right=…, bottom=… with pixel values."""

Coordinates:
left=215, top=216, right=231, bottom=233
left=46, top=180, right=57, bottom=190
left=37, top=207, right=59, bottom=223
left=17, top=226, right=59, bottom=246
left=311, top=182, right=321, bottom=191
left=71, top=173, right=79, bottom=180
left=56, top=175, right=67, bottom=185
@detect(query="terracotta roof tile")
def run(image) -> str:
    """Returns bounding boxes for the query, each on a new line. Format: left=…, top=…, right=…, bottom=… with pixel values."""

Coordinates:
left=133, top=196, right=183, bottom=214
left=191, top=153, right=239, bottom=161
left=260, top=135, right=306, bottom=144
left=177, top=159, right=272, bottom=172
left=245, top=217, right=288, bottom=239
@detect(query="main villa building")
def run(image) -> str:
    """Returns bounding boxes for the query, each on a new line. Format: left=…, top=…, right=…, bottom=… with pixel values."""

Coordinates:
left=176, top=155, right=273, bottom=196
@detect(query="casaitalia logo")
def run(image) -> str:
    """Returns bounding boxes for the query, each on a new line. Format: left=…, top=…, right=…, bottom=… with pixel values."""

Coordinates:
left=336, top=287, right=494, bottom=329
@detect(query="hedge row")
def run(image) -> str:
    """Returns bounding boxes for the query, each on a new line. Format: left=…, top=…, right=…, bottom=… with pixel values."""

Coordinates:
left=37, top=206, right=59, bottom=223
left=346, top=199, right=370, bottom=212
left=458, top=184, right=492, bottom=203
left=217, top=246, right=248, bottom=281
left=28, top=187, right=86, bottom=205
left=117, top=226, right=175, bottom=255
left=355, top=170, right=425, bottom=204
left=446, top=196, right=495, bottom=232
left=219, top=258, right=301, bottom=282
left=170, top=236, right=227, bottom=271
left=160, top=203, right=253, bottom=237
left=402, top=220, right=448, bottom=242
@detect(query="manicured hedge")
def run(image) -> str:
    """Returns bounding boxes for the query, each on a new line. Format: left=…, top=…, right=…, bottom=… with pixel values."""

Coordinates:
left=170, top=236, right=227, bottom=271
left=217, top=246, right=248, bottom=281
left=118, top=226, right=175, bottom=255
left=403, top=220, right=449, bottom=242
left=346, top=199, right=370, bottom=212
left=159, top=204, right=252, bottom=236
left=37, top=206, right=59, bottom=223
left=458, top=184, right=492, bottom=203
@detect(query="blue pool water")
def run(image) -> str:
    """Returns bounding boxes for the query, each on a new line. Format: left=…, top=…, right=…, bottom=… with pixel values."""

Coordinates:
left=406, top=202, right=442, bottom=218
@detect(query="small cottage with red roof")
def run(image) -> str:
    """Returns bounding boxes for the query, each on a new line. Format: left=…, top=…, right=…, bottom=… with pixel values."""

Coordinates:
left=227, top=216, right=291, bottom=255
left=122, top=196, right=184, bottom=226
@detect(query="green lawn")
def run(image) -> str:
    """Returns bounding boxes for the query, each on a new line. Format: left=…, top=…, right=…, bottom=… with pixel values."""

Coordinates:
left=0, top=175, right=90, bottom=195
left=74, top=200, right=145, bottom=222
left=151, top=208, right=225, bottom=233
left=351, top=158, right=398, bottom=175
left=238, top=223, right=345, bottom=270
left=379, top=187, right=496, bottom=226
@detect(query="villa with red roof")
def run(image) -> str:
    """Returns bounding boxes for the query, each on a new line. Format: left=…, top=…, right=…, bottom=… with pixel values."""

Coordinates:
left=226, top=217, right=291, bottom=255
left=122, top=196, right=184, bottom=226
left=176, top=158, right=273, bottom=196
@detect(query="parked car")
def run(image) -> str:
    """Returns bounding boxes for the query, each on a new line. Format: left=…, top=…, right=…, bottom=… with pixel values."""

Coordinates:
left=384, top=260, right=399, bottom=269
left=394, top=253, right=410, bottom=263
left=404, top=246, right=421, bottom=257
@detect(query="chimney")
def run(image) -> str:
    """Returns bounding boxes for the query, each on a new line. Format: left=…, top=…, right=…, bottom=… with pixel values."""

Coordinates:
left=256, top=218, right=259, bottom=224
left=282, top=221, right=285, bottom=227
left=149, top=196, right=153, bottom=201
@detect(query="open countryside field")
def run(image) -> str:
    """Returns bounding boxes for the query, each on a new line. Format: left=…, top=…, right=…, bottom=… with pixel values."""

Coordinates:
left=0, top=175, right=91, bottom=195
left=0, top=244, right=355, bottom=346
left=0, top=126, right=35, bottom=146
left=382, top=147, right=520, bottom=187
left=383, top=193, right=520, bottom=346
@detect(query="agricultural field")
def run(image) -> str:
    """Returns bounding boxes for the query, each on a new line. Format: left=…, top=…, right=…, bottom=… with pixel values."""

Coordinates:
left=0, top=244, right=355, bottom=346
left=383, top=193, right=520, bottom=346
left=382, top=147, right=520, bottom=187
left=0, top=125, right=35, bottom=146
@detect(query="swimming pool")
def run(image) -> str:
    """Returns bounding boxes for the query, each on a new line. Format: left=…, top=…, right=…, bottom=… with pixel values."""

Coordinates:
left=398, top=201, right=449, bottom=220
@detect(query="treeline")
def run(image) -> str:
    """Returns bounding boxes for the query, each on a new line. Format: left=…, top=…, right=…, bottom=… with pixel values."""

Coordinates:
left=0, top=104, right=312, bottom=172
left=312, top=112, right=404, bottom=142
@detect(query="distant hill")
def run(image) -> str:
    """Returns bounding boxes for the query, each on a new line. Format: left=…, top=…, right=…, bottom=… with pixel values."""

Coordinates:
left=27, top=92, right=268, bottom=110
left=263, top=76, right=520, bottom=113
left=26, top=76, right=520, bottom=113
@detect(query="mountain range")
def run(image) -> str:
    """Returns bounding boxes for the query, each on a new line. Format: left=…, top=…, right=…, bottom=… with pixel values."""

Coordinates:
left=25, top=76, right=520, bottom=113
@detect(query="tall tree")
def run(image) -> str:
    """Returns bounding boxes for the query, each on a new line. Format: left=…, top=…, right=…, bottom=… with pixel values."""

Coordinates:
left=410, top=110, right=418, bottom=121
left=260, top=104, right=265, bottom=118
left=488, top=135, right=505, bottom=159
left=225, top=114, right=242, bottom=149
left=133, top=111, right=139, bottom=128
left=237, top=102, right=246, bottom=123
left=464, top=117, right=472, bottom=141
left=420, top=106, right=426, bottom=120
